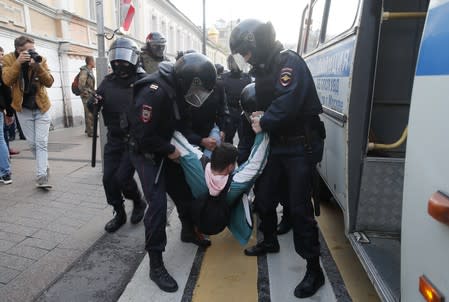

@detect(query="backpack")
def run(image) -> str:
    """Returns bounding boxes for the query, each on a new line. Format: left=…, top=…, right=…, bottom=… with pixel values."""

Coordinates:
left=191, top=177, right=235, bottom=235
left=71, top=72, right=81, bottom=96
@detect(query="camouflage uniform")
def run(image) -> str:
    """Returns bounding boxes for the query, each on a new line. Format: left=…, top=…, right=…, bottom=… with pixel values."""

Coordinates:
left=78, top=65, right=95, bottom=136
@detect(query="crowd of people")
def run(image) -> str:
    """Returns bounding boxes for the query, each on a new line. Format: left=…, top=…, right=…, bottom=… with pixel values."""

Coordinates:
left=1, top=18, right=326, bottom=299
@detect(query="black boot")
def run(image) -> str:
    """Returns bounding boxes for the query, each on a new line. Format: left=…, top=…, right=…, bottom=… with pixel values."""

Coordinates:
left=277, top=215, right=292, bottom=235
left=149, top=251, right=178, bottom=292
left=294, top=257, right=325, bottom=298
left=244, top=237, right=280, bottom=256
left=104, top=204, right=127, bottom=233
left=180, top=220, right=211, bottom=247
left=130, top=197, right=146, bottom=224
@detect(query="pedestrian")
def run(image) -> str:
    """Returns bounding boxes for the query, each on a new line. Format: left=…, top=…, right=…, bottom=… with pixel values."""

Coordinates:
left=2, top=35, right=54, bottom=188
left=140, top=32, right=169, bottom=74
left=230, top=19, right=326, bottom=298
left=88, top=38, right=147, bottom=233
left=0, top=45, right=13, bottom=184
left=78, top=55, right=96, bottom=137
left=222, top=54, right=252, bottom=143
left=128, top=53, right=216, bottom=292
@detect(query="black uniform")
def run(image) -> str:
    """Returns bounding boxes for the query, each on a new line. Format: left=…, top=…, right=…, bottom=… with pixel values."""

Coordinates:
left=252, top=43, right=324, bottom=258
left=95, top=72, right=146, bottom=210
left=222, top=71, right=251, bottom=143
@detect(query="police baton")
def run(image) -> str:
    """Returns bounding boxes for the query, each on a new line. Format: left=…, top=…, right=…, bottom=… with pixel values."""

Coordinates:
left=154, top=158, right=165, bottom=185
left=91, top=103, right=99, bottom=167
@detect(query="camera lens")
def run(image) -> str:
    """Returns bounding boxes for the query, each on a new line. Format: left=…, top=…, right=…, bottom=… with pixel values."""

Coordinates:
left=28, top=50, right=42, bottom=63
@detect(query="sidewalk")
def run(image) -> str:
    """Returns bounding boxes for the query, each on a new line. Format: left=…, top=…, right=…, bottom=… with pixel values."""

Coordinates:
left=0, top=126, right=111, bottom=302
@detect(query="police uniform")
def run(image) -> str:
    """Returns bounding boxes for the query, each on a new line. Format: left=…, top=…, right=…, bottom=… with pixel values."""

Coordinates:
left=95, top=72, right=146, bottom=224
left=250, top=42, right=324, bottom=255
left=222, top=71, right=251, bottom=143
left=128, top=69, right=178, bottom=252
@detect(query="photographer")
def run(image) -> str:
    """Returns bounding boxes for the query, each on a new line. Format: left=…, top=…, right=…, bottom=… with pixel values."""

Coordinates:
left=2, top=35, right=54, bottom=188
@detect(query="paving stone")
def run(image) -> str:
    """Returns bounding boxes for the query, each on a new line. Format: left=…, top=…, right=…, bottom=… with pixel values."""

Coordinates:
left=44, top=223, right=79, bottom=235
left=0, top=232, right=26, bottom=243
left=0, top=266, right=21, bottom=283
left=19, top=238, right=59, bottom=251
left=5, top=245, right=49, bottom=260
left=0, top=240, right=16, bottom=252
left=0, top=252, right=35, bottom=270
left=31, top=230, right=69, bottom=243
left=0, top=222, right=37, bottom=237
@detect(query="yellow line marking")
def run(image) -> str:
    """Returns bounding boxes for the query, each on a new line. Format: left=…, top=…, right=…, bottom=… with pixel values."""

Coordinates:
left=316, top=202, right=380, bottom=302
left=192, top=229, right=258, bottom=302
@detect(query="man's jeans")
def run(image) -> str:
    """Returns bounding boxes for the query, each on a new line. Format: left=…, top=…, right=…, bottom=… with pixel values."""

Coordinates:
left=0, top=113, right=11, bottom=177
left=17, top=108, right=51, bottom=178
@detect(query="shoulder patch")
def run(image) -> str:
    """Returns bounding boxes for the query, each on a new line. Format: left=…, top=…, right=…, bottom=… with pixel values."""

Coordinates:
left=140, top=104, right=152, bottom=123
left=149, top=83, right=159, bottom=91
left=280, top=67, right=293, bottom=87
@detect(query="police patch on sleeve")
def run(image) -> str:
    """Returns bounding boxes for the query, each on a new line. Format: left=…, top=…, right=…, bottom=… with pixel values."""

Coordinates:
left=140, top=105, right=152, bottom=123
left=280, top=68, right=293, bottom=87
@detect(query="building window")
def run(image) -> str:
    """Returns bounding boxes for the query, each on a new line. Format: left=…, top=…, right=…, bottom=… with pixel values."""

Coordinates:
left=89, top=0, right=96, bottom=21
left=152, top=15, right=157, bottom=32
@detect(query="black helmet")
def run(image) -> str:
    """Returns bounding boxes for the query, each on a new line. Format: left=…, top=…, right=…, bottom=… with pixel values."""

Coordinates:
left=239, top=83, right=257, bottom=122
left=174, top=53, right=217, bottom=107
left=145, top=32, right=166, bottom=59
left=229, top=19, right=276, bottom=66
left=108, top=37, right=140, bottom=77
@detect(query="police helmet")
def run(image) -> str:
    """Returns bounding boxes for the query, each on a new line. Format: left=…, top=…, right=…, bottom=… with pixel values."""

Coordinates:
left=145, top=32, right=166, bottom=59
left=239, top=83, right=257, bottom=122
left=229, top=19, right=276, bottom=66
left=174, top=53, right=217, bottom=108
left=108, top=37, right=140, bottom=77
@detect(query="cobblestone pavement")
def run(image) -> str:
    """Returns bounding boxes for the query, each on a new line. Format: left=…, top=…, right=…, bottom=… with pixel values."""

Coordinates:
left=0, top=126, right=112, bottom=302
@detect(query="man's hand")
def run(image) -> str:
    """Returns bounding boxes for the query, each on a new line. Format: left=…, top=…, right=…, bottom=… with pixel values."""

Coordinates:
left=251, top=111, right=264, bottom=134
left=201, top=137, right=217, bottom=150
left=5, top=115, right=14, bottom=126
left=17, top=51, right=31, bottom=64
left=168, top=148, right=181, bottom=161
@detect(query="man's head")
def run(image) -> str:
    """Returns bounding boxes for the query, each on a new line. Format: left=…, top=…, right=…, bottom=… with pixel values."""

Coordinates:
left=174, top=53, right=217, bottom=107
left=229, top=19, right=276, bottom=66
left=14, top=36, right=35, bottom=54
left=145, top=32, right=166, bottom=59
left=85, top=55, right=95, bottom=68
left=108, top=37, right=140, bottom=78
left=210, top=143, right=238, bottom=175
left=215, top=64, right=224, bottom=75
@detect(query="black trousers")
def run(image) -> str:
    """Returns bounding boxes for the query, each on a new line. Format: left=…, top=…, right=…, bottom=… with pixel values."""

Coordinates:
left=130, top=152, right=167, bottom=252
left=102, top=135, right=140, bottom=207
left=165, top=160, right=195, bottom=226
left=255, top=145, right=322, bottom=259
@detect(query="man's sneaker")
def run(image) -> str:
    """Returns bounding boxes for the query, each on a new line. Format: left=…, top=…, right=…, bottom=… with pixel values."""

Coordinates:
left=0, top=174, right=12, bottom=185
left=36, top=175, right=52, bottom=189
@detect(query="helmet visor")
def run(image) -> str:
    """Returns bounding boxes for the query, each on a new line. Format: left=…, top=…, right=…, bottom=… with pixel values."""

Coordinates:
left=231, top=54, right=247, bottom=71
left=108, top=48, right=139, bottom=65
left=150, top=44, right=165, bottom=58
left=185, top=86, right=213, bottom=108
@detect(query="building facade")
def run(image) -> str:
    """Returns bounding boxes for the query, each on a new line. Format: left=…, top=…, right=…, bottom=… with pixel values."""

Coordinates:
left=0, top=0, right=228, bottom=129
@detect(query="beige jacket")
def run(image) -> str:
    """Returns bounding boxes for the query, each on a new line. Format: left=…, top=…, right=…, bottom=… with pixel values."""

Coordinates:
left=1, top=52, right=54, bottom=113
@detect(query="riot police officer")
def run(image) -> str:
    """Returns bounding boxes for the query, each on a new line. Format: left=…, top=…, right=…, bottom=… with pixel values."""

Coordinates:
left=140, top=32, right=169, bottom=74
left=88, top=38, right=147, bottom=233
left=128, top=53, right=216, bottom=292
left=222, top=54, right=252, bottom=143
left=230, top=19, right=326, bottom=298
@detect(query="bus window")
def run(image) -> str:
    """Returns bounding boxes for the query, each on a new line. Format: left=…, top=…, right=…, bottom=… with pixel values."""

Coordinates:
left=305, top=0, right=326, bottom=53
left=325, top=0, right=359, bottom=42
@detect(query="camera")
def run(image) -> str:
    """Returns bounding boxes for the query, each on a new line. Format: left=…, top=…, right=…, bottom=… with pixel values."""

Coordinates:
left=28, top=49, right=42, bottom=63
